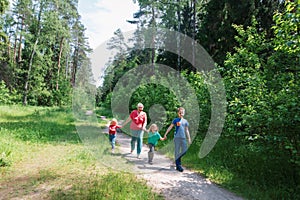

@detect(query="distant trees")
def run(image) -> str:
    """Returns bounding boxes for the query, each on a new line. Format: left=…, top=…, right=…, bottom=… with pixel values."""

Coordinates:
left=0, top=0, right=92, bottom=106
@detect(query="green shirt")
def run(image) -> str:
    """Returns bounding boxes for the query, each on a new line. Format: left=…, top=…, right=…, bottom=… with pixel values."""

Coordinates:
left=147, top=131, right=162, bottom=146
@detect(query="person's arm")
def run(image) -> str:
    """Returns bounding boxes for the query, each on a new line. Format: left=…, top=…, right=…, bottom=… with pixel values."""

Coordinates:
left=185, top=126, right=191, bottom=144
left=143, top=127, right=149, bottom=132
left=142, top=112, right=147, bottom=130
left=158, top=132, right=165, bottom=141
left=122, top=115, right=132, bottom=127
left=164, top=123, right=174, bottom=139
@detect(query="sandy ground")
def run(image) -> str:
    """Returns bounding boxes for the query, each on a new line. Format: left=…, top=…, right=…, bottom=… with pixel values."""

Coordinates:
left=115, top=132, right=244, bottom=200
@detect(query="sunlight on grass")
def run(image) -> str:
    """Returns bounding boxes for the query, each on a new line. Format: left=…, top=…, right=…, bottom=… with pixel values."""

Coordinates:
left=0, top=105, right=161, bottom=199
left=49, top=172, right=164, bottom=200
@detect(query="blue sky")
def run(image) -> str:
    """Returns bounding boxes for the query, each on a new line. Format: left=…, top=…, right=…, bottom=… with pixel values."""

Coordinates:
left=8, top=0, right=139, bottom=85
left=8, top=0, right=139, bottom=49
left=78, top=0, right=139, bottom=49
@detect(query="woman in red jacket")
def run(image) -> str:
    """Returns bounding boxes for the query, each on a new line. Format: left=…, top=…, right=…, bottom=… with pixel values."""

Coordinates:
left=123, top=103, right=147, bottom=158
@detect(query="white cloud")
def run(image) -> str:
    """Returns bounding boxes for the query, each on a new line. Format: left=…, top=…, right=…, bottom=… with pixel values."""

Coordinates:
left=79, top=0, right=139, bottom=49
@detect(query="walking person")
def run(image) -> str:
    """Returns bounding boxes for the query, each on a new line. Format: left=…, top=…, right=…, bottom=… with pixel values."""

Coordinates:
left=108, top=118, right=122, bottom=153
left=144, top=124, right=165, bottom=164
left=123, top=103, right=147, bottom=158
left=164, top=107, right=191, bottom=172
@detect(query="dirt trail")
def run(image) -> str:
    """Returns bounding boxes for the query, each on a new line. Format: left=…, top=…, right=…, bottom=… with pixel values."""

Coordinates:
left=0, top=124, right=244, bottom=200
left=115, top=132, right=244, bottom=200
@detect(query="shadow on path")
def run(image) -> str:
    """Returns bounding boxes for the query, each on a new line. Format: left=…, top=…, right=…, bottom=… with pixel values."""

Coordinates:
left=112, top=131, right=244, bottom=200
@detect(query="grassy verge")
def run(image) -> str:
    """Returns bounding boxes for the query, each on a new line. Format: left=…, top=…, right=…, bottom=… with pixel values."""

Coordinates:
left=184, top=136, right=299, bottom=200
left=0, top=105, right=163, bottom=200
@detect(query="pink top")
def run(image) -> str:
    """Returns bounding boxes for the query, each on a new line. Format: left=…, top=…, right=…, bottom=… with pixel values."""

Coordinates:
left=130, top=110, right=147, bottom=130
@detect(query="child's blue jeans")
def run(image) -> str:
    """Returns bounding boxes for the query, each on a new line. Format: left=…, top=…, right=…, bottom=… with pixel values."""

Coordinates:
left=109, top=134, right=116, bottom=149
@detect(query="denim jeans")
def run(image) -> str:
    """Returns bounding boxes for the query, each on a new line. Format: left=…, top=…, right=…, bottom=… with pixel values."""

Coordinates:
left=174, top=137, right=187, bottom=167
left=131, top=129, right=144, bottom=155
left=109, top=134, right=116, bottom=149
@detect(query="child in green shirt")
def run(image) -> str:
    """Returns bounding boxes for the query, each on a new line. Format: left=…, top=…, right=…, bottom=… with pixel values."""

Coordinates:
left=145, top=124, right=165, bottom=164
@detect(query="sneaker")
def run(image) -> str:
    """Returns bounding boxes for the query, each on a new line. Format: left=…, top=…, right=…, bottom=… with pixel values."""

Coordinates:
left=176, top=166, right=184, bottom=172
left=137, top=154, right=141, bottom=159
left=148, top=161, right=153, bottom=165
left=130, top=150, right=133, bottom=154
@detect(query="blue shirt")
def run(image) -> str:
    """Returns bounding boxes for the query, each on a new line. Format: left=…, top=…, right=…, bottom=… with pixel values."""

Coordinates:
left=172, top=118, right=189, bottom=138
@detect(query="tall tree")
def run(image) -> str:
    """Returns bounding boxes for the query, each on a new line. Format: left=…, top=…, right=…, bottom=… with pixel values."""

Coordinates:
left=0, top=0, right=9, bottom=43
left=198, top=0, right=284, bottom=66
left=0, top=0, right=92, bottom=106
left=0, top=0, right=10, bottom=88
left=23, top=0, right=45, bottom=105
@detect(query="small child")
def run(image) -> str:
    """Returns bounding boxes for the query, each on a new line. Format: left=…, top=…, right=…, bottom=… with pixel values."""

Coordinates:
left=108, top=118, right=122, bottom=153
left=145, top=124, right=165, bottom=164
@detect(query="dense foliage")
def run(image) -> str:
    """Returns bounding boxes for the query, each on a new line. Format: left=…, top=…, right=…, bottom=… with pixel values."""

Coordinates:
left=1, top=0, right=299, bottom=199
left=0, top=0, right=92, bottom=106
left=98, top=0, right=299, bottom=199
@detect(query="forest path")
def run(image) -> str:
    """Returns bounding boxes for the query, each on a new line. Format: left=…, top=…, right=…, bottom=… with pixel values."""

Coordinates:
left=113, top=131, right=244, bottom=200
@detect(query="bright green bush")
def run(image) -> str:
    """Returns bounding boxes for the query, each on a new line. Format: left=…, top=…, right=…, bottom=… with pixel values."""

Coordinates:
left=0, top=80, right=11, bottom=105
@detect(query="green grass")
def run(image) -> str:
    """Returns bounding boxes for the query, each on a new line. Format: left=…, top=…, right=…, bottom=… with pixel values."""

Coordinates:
left=0, top=105, right=163, bottom=200
left=184, top=136, right=300, bottom=200
left=4, top=105, right=298, bottom=199
left=50, top=172, right=162, bottom=200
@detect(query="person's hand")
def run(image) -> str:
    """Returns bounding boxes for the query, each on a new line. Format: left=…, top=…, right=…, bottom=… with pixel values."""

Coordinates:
left=188, top=138, right=192, bottom=144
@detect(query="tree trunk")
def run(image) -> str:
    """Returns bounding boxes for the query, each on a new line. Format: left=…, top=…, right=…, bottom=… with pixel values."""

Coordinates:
left=70, top=46, right=78, bottom=87
left=23, top=38, right=39, bottom=106
left=151, top=6, right=155, bottom=65
left=192, top=0, right=196, bottom=67
left=177, top=0, right=181, bottom=73
left=17, top=17, right=24, bottom=63
left=56, top=37, right=64, bottom=90
left=22, top=2, right=44, bottom=106
left=13, top=32, right=17, bottom=63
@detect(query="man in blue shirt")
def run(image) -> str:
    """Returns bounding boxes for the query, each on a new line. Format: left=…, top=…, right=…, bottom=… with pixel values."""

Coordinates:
left=164, top=107, right=191, bottom=172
